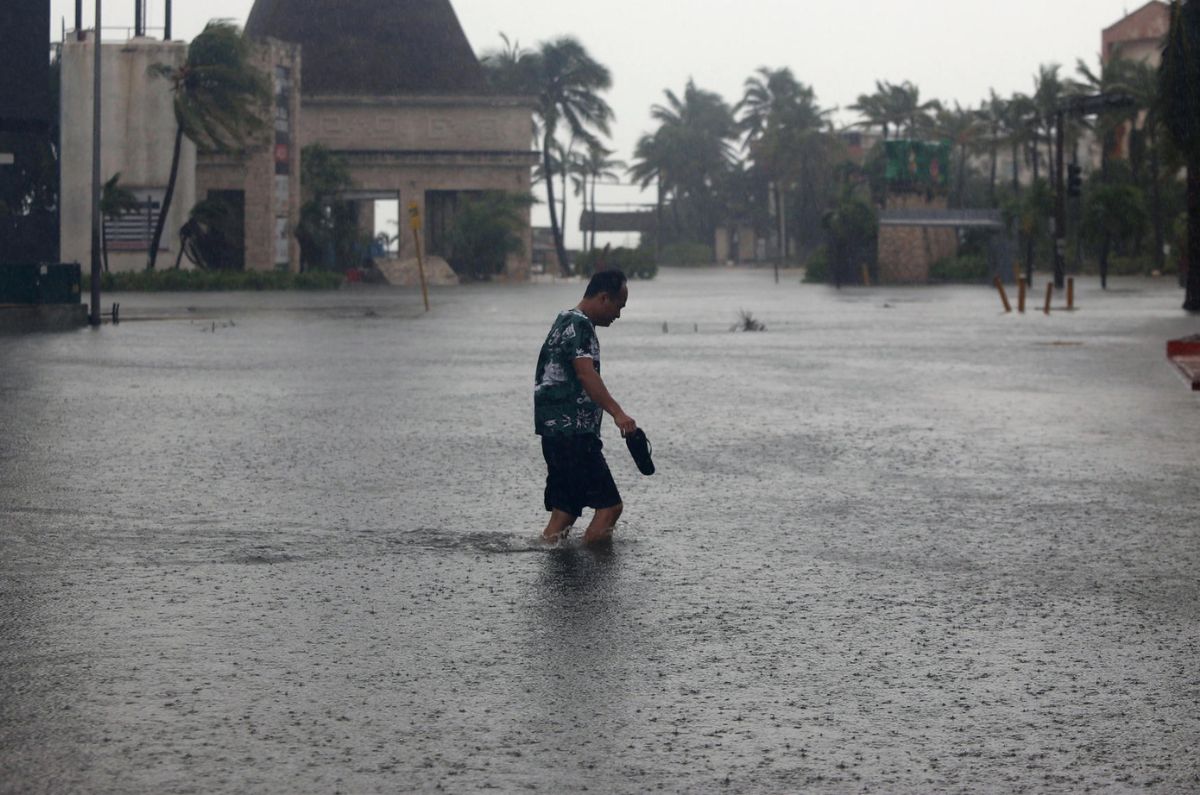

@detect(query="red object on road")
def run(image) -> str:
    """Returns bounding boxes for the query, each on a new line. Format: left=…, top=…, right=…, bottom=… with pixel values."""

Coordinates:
left=1167, top=335, right=1200, bottom=391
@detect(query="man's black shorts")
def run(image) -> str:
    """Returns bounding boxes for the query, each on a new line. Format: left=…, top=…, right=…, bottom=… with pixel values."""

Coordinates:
left=541, top=433, right=621, bottom=518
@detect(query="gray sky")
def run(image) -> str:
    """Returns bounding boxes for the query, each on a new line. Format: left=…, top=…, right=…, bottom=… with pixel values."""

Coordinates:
left=52, top=0, right=1149, bottom=244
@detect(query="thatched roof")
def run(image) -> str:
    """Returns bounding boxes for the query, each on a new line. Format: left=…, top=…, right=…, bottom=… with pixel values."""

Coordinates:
left=245, top=0, right=488, bottom=96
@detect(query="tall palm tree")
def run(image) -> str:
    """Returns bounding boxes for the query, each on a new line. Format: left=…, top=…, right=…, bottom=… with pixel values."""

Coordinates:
left=1124, top=60, right=1168, bottom=270
left=1032, top=64, right=1065, bottom=187
left=1160, top=0, right=1200, bottom=310
left=1075, top=56, right=1139, bottom=178
left=1004, top=93, right=1037, bottom=192
left=980, top=90, right=1008, bottom=202
left=628, top=130, right=672, bottom=251
left=936, top=103, right=985, bottom=208
left=888, top=81, right=942, bottom=139
left=146, top=21, right=269, bottom=270
left=646, top=79, right=738, bottom=245
left=573, top=142, right=625, bottom=251
left=849, top=85, right=891, bottom=140
left=530, top=38, right=613, bottom=276
left=738, top=67, right=832, bottom=254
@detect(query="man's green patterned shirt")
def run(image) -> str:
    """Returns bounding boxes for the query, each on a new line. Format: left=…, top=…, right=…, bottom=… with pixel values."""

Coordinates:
left=534, top=309, right=603, bottom=436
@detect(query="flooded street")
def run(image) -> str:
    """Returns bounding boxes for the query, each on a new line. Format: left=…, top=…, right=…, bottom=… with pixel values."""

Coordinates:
left=2, top=268, right=1198, bottom=793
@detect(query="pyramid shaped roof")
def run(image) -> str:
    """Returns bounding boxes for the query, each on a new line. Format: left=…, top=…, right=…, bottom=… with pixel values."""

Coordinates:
left=246, top=0, right=488, bottom=96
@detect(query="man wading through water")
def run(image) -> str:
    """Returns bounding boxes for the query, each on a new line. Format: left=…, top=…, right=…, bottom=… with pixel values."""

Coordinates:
left=534, top=269, right=636, bottom=545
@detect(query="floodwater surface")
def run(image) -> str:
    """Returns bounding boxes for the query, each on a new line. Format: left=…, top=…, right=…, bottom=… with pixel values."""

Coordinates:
left=1, top=269, right=1198, bottom=793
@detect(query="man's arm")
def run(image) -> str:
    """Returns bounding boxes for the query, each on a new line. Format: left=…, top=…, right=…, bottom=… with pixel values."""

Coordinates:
left=573, top=357, right=637, bottom=436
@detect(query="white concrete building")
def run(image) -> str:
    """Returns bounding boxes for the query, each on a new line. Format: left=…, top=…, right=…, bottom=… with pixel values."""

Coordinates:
left=60, top=33, right=195, bottom=272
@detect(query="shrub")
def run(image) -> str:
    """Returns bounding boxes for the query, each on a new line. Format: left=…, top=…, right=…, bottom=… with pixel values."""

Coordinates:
left=87, top=269, right=343, bottom=292
left=658, top=242, right=714, bottom=266
left=575, top=247, right=658, bottom=280
left=929, top=254, right=989, bottom=283
left=803, top=246, right=830, bottom=283
left=446, top=191, right=534, bottom=280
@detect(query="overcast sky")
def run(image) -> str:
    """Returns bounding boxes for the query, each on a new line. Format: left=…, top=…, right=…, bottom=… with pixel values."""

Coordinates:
left=51, top=0, right=1151, bottom=244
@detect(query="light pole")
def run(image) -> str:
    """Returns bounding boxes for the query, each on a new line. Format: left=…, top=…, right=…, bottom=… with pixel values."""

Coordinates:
left=89, top=0, right=102, bottom=327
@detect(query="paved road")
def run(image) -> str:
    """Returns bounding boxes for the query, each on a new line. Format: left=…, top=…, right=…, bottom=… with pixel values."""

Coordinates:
left=2, top=270, right=1197, bottom=793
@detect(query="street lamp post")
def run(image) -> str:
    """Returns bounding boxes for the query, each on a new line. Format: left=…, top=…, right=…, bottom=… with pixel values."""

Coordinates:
left=1054, top=109, right=1066, bottom=290
left=89, top=0, right=102, bottom=327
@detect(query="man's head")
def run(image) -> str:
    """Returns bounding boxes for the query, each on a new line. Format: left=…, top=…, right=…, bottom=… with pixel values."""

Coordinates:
left=579, top=269, right=628, bottom=327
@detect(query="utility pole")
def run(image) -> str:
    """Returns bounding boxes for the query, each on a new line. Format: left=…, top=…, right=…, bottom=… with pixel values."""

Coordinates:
left=776, top=184, right=785, bottom=285
left=1054, top=109, right=1066, bottom=290
left=89, top=0, right=102, bottom=327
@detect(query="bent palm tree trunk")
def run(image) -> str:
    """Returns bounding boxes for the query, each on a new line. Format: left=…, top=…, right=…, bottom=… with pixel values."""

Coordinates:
left=543, top=137, right=570, bottom=277
left=147, top=124, right=184, bottom=271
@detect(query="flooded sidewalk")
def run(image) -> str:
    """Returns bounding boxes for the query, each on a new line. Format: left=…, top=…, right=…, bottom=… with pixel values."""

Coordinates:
left=1, top=269, right=1198, bottom=793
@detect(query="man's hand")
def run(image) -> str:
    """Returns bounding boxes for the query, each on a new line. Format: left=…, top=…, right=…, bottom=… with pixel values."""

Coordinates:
left=613, top=411, right=637, bottom=437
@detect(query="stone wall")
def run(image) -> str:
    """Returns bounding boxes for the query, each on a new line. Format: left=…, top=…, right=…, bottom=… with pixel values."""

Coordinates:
left=195, top=38, right=302, bottom=272
left=877, top=194, right=958, bottom=284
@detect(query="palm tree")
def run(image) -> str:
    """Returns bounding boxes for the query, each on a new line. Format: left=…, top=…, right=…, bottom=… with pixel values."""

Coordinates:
left=1004, top=93, right=1037, bottom=193
left=1124, top=59, right=1169, bottom=270
left=1075, top=56, right=1139, bottom=178
left=529, top=38, right=613, bottom=276
left=646, top=79, right=738, bottom=245
left=573, top=142, right=625, bottom=251
left=1032, top=64, right=1065, bottom=187
left=1161, top=0, right=1200, bottom=310
left=99, top=173, right=139, bottom=273
left=888, top=81, right=942, bottom=139
left=980, top=90, right=1008, bottom=203
left=146, top=21, right=269, bottom=270
left=628, top=130, right=672, bottom=252
left=849, top=86, right=891, bottom=139
left=936, top=103, right=985, bottom=208
left=738, top=67, right=833, bottom=255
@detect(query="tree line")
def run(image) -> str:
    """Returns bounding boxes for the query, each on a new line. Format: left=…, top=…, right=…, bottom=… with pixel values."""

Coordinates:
left=482, top=1, right=1200, bottom=309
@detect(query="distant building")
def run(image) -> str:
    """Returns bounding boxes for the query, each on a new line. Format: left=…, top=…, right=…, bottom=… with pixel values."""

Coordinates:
left=1101, top=1, right=1170, bottom=160
left=242, top=0, right=537, bottom=278
left=1103, top=1, right=1171, bottom=66
left=60, top=0, right=537, bottom=278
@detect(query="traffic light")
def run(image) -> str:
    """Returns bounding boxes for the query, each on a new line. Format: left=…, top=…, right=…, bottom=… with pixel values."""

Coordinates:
left=1067, top=164, right=1082, bottom=198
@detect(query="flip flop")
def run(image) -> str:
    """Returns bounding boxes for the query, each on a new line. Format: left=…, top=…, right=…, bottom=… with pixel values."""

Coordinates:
left=625, top=428, right=655, bottom=476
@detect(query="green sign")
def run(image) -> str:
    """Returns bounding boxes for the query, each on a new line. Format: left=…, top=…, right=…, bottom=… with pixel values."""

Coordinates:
left=884, top=140, right=951, bottom=190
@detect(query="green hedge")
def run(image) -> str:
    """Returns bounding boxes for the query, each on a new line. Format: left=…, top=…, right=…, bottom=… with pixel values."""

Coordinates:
left=574, top=247, right=658, bottom=280
left=929, top=254, right=988, bottom=283
left=658, top=243, right=714, bottom=266
left=85, top=269, right=344, bottom=292
left=802, top=246, right=830, bottom=283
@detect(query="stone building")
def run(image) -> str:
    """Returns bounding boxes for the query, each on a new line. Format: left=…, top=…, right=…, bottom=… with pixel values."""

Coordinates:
left=195, top=38, right=303, bottom=273
left=61, top=0, right=536, bottom=278
left=242, top=0, right=538, bottom=278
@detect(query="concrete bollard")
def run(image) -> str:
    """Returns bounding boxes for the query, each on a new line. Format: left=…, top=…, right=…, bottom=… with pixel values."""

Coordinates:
left=993, top=276, right=1012, bottom=312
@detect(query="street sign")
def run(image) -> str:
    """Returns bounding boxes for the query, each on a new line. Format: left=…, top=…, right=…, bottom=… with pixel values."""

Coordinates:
left=1060, top=92, right=1136, bottom=116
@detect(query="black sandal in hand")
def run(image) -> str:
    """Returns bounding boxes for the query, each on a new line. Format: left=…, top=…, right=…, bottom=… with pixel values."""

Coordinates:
left=625, top=428, right=655, bottom=476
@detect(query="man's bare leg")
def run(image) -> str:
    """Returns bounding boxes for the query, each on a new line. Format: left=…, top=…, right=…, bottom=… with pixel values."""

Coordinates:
left=542, top=509, right=576, bottom=543
left=582, top=503, right=623, bottom=545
